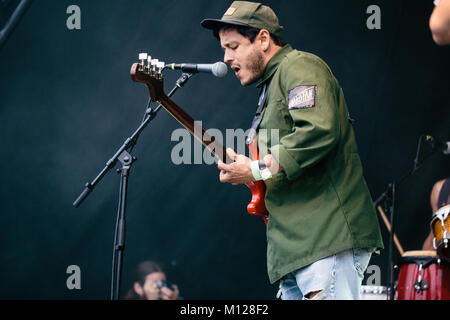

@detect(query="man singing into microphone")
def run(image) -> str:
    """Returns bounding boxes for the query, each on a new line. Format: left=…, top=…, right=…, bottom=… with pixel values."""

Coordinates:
left=201, top=1, right=383, bottom=299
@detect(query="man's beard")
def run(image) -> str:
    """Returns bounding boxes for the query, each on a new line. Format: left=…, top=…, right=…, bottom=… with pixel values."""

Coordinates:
left=243, top=48, right=265, bottom=86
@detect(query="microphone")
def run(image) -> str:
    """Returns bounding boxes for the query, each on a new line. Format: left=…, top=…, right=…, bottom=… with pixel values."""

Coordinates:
left=167, top=62, right=228, bottom=78
left=425, top=135, right=450, bottom=155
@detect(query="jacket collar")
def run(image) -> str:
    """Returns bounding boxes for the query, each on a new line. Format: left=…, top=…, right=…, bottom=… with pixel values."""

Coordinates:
left=256, top=44, right=293, bottom=88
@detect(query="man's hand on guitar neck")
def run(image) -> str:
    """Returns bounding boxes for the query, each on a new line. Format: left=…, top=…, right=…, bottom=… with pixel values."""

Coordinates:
left=218, top=148, right=282, bottom=185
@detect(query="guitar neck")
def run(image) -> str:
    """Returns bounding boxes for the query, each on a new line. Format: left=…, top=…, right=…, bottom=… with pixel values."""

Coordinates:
left=157, top=95, right=232, bottom=164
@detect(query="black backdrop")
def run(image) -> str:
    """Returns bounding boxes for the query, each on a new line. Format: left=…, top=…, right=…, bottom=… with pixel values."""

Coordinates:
left=0, top=0, right=448, bottom=299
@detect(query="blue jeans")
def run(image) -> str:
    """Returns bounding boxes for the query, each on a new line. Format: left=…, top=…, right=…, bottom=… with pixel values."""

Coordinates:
left=278, top=248, right=373, bottom=300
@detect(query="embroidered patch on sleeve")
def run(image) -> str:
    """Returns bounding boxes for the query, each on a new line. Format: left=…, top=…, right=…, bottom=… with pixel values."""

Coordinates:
left=288, top=85, right=317, bottom=110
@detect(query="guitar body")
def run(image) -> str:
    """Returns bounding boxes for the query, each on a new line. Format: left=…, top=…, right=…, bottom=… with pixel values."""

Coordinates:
left=246, top=138, right=269, bottom=225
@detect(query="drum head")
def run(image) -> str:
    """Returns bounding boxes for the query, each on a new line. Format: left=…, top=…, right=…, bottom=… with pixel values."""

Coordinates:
left=400, top=250, right=437, bottom=266
left=402, top=250, right=436, bottom=258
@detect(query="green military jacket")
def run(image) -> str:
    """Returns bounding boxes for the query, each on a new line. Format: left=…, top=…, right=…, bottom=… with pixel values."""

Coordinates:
left=255, top=44, right=384, bottom=284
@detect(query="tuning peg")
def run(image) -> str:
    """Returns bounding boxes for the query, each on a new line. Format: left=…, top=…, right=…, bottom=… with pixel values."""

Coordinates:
left=146, top=56, right=152, bottom=72
left=151, top=59, right=159, bottom=72
left=155, top=62, right=165, bottom=79
left=139, top=53, right=148, bottom=68
left=157, top=62, right=165, bottom=74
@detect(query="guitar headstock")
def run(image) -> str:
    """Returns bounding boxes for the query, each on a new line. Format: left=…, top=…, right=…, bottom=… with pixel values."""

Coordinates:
left=130, top=53, right=166, bottom=102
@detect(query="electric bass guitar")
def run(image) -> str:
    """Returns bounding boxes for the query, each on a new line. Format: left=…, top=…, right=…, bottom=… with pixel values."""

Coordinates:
left=130, top=54, right=269, bottom=224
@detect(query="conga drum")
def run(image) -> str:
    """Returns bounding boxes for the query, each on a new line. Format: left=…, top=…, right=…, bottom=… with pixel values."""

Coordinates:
left=395, top=250, right=450, bottom=300
left=431, top=205, right=450, bottom=262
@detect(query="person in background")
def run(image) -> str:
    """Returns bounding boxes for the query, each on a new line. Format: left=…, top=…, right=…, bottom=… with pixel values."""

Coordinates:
left=125, top=260, right=180, bottom=300
left=430, top=0, right=450, bottom=45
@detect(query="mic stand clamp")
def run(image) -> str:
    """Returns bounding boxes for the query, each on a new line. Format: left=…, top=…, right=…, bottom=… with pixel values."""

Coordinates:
left=176, top=72, right=194, bottom=88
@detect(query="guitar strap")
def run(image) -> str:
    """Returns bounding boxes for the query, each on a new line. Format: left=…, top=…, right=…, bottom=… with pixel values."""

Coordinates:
left=246, top=79, right=272, bottom=145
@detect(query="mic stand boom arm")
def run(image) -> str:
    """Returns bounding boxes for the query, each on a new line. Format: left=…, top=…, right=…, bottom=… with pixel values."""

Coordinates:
left=72, top=72, right=193, bottom=208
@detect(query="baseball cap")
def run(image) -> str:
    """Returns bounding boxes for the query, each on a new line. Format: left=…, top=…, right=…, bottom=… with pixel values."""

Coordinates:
left=201, top=1, right=283, bottom=38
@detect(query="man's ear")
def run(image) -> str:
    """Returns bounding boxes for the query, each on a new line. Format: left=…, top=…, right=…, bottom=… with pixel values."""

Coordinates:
left=133, top=282, right=144, bottom=296
left=257, top=29, right=271, bottom=51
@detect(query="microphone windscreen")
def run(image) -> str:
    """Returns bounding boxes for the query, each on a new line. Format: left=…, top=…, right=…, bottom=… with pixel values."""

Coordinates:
left=212, top=62, right=228, bottom=78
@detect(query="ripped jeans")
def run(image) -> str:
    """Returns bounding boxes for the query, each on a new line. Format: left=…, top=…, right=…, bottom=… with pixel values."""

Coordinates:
left=278, top=248, right=373, bottom=300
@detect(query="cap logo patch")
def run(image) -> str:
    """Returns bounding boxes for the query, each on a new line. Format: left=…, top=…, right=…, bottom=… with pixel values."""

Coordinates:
left=288, top=85, right=316, bottom=109
left=224, top=7, right=236, bottom=16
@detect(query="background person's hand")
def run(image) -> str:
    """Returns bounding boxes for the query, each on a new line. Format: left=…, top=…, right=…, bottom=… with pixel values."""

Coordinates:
left=160, top=284, right=179, bottom=300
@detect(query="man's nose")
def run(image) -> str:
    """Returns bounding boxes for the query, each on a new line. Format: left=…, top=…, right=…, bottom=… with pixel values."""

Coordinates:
left=223, top=50, right=233, bottom=64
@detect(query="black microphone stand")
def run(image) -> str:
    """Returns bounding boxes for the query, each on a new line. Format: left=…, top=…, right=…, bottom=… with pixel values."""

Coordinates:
left=373, top=134, right=441, bottom=300
left=73, top=72, right=194, bottom=300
